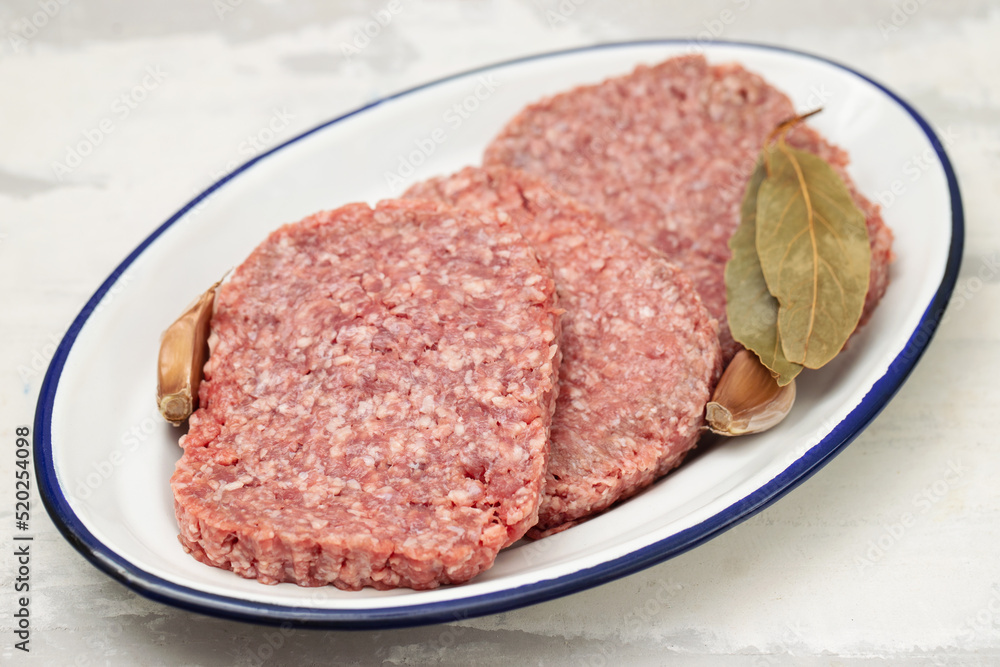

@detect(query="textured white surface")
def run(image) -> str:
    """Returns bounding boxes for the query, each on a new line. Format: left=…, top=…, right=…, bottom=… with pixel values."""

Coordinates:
left=1, top=1, right=998, bottom=664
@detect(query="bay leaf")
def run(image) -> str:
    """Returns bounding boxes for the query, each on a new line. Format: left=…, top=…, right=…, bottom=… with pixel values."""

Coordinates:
left=726, top=159, right=803, bottom=386
left=755, top=139, right=871, bottom=369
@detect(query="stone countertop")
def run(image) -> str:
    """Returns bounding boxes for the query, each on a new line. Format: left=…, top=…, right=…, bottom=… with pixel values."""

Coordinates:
left=1, top=1, right=998, bottom=664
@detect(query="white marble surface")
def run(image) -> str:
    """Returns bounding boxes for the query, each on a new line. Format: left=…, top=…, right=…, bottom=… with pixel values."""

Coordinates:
left=1, top=1, right=998, bottom=664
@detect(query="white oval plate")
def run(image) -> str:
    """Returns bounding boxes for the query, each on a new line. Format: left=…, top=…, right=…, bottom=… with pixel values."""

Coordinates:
left=35, top=41, right=963, bottom=628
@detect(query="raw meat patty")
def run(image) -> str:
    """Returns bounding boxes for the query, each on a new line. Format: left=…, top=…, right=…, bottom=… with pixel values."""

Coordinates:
left=405, top=167, right=722, bottom=536
left=484, top=54, right=894, bottom=361
left=171, top=199, right=561, bottom=590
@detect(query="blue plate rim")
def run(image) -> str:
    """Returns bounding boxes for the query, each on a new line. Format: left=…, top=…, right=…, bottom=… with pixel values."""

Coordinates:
left=34, top=38, right=964, bottom=629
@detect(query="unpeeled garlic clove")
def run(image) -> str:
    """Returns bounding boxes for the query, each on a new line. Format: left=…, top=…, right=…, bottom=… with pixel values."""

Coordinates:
left=157, top=281, right=221, bottom=425
left=706, top=348, right=796, bottom=436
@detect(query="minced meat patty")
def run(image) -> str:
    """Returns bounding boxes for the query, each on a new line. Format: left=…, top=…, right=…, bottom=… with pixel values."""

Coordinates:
left=171, top=199, right=561, bottom=590
left=484, top=54, right=894, bottom=361
left=405, top=167, right=721, bottom=536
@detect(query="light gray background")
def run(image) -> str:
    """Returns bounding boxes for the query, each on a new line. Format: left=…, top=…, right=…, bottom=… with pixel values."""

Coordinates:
left=1, top=1, right=998, bottom=664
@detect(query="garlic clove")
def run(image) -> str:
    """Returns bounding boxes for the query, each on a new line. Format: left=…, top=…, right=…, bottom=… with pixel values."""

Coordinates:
left=706, top=349, right=796, bottom=436
left=157, top=281, right=220, bottom=425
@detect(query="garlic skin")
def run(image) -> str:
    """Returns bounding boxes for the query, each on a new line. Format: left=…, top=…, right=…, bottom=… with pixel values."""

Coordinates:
left=157, top=282, right=219, bottom=425
left=706, top=349, right=796, bottom=436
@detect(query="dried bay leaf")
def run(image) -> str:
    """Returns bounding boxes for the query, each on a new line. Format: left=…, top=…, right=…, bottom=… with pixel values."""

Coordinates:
left=726, top=159, right=803, bottom=386
left=756, top=139, right=871, bottom=369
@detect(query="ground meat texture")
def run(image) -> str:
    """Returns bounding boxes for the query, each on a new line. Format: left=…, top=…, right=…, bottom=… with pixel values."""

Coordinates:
left=405, top=167, right=722, bottom=537
left=171, top=199, right=561, bottom=590
left=484, top=54, right=894, bottom=361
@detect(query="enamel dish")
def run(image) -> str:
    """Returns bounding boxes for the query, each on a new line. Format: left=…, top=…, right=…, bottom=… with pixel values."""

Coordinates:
left=35, top=41, right=963, bottom=628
